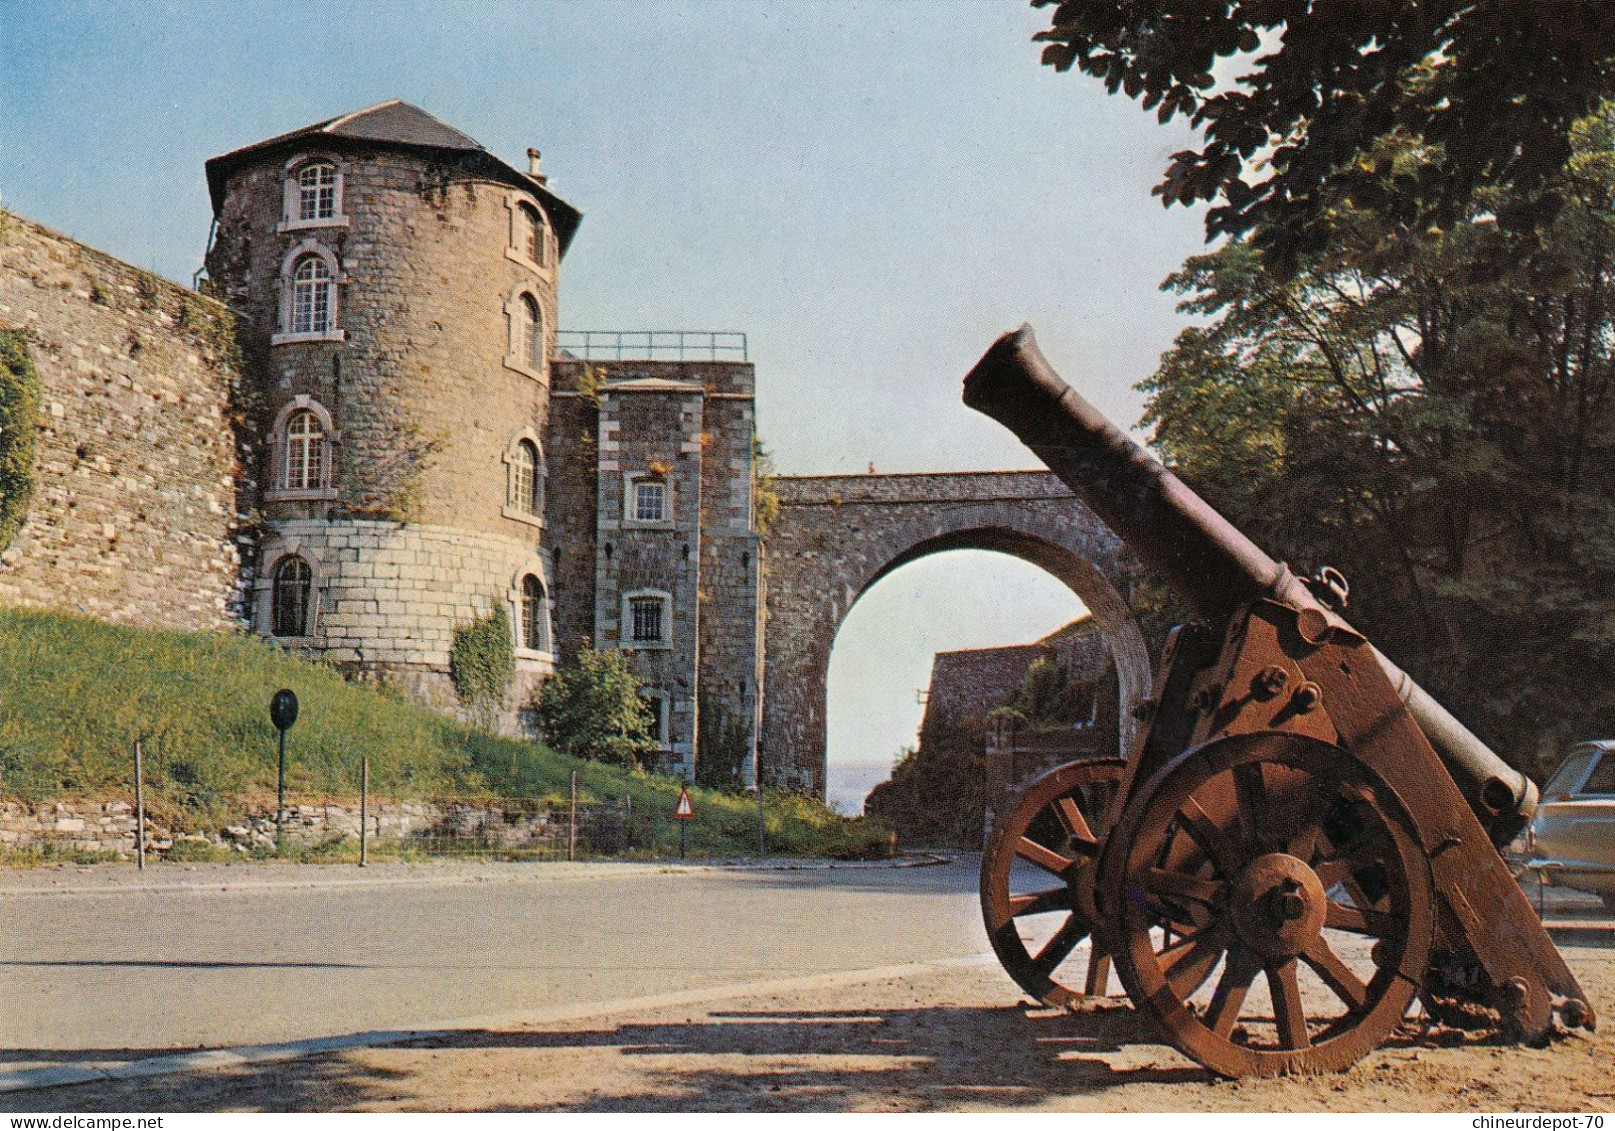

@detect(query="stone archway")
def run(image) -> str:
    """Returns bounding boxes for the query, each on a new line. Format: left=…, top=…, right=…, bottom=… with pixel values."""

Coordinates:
left=760, top=471, right=1150, bottom=796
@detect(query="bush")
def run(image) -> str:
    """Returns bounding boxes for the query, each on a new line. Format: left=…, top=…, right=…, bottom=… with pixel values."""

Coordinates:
left=0, top=328, right=41, bottom=553
left=449, top=603, right=515, bottom=727
left=536, top=645, right=656, bottom=768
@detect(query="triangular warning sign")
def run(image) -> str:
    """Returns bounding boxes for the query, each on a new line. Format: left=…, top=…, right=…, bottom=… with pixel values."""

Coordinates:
left=674, top=786, right=694, bottom=820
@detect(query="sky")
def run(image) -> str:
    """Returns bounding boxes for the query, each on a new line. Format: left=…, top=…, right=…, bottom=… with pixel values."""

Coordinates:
left=0, top=0, right=1210, bottom=807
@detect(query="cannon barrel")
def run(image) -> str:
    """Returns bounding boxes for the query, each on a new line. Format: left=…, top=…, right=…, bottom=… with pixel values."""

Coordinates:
left=963, top=325, right=1538, bottom=839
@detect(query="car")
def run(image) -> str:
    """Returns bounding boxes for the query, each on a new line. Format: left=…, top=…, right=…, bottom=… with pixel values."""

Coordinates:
left=1520, top=739, right=1615, bottom=912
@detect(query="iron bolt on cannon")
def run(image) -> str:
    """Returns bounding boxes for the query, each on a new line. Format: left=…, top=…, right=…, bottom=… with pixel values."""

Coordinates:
left=966, top=325, right=1593, bottom=1078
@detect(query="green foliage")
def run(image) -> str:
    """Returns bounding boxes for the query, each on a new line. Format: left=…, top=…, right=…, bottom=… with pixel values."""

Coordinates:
left=1034, top=2, right=1615, bottom=266
left=0, top=329, right=40, bottom=554
left=1140, top=115, right=1615, bottom=776
left=449, top=603, right=515, bottom=721
left=577, top=362, right=607, bottom=407
left=536, top=645, right=657, bottom=769
left=0, top=609, right=886, bottom=857
left=1006, top=656, right=1092, bottom=730
left=695, top=699, right=751, bottom=791
left=864, top=716, right=986, bottom=848
left=752, top=436, right=781, bottom=536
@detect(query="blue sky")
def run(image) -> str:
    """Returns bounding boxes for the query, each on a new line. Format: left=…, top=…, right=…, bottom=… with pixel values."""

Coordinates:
left=0, top=0, right=1210, bottom=800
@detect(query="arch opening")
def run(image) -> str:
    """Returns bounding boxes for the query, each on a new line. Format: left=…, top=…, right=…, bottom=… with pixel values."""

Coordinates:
left=760, top=489, right=1151, bottom=801
left=825, top=548, right=1088, bottom=816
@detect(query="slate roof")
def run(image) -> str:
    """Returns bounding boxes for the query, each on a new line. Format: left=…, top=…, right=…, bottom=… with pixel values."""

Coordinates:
left=204, top=100, right=581, bottom=252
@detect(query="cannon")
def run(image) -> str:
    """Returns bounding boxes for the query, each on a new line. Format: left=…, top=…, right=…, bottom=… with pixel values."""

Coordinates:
left=966, top=325, right=1594, bottom=1077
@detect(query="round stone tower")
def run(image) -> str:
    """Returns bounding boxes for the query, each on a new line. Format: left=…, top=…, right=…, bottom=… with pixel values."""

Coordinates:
left=203, top=100, right=582, bottom=713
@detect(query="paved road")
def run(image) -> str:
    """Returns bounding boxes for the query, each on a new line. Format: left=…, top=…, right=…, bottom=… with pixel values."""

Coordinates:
left=0, top=859, right=990, bottom=1070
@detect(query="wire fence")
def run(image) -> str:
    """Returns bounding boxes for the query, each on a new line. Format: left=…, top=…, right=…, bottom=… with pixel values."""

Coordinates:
left=0, top=750, right=704, bottom=863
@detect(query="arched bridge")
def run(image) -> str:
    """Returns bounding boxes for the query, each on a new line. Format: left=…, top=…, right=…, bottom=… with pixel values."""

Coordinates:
left=760, top=471, right=1151, bottom=795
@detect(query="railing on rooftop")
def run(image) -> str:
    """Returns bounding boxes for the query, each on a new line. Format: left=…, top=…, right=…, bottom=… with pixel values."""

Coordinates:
left=555, top=329, right=749, bottom=363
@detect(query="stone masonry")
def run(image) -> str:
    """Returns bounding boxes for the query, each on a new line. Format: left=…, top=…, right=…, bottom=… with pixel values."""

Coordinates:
left=0, top=213, right=245, bottom=629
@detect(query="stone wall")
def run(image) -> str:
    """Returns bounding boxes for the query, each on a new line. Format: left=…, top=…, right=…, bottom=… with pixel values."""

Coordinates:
left=0, top=213, right=246, bottom=630
left=919, top=628, right=1109, bottom=735
left=256, top=519, right=553, bottom=712
left=0, top=797, right=621, bottom=857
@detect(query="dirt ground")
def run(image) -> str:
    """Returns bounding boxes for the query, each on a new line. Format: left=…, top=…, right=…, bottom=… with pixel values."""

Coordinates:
left=10, top=936, right=1613, bottom=1113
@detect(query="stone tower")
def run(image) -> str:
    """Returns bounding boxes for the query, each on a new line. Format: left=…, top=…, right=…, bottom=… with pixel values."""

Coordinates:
left=203, top=100, right=582, bottom=710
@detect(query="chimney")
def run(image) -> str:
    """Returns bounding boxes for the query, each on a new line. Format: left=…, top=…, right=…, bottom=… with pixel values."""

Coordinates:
left=527, top=147, right=547, bottom=184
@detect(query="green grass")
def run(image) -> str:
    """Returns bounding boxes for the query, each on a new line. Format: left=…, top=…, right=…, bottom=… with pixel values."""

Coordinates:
left=0, top=608, right=890, bottom=858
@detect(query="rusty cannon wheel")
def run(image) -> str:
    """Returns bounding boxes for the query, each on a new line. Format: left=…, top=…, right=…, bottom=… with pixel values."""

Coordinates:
left=980, top=757, right=1127, bottom=1008
left=1104, top=733, right=1434, bottom=1077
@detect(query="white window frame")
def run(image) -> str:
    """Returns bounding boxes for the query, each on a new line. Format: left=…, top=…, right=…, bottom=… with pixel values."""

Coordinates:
left=504, top=191, right=551, bottom=272
left=502, top=285, right=547, bottom=383
left=507, top=560, right=554, bottom=662
left=500, top=428, right=546, bottom=528
left=278, top=153, right=350, bottom=233
left=622, top=471, right=674, bottom=529
left=255, top=542, right=324, bottom=643
left=620, top=588, right=672, bottom=650
left=265, top=396, right=338, bottom=502
left=273, top=240, right=346, bottom=345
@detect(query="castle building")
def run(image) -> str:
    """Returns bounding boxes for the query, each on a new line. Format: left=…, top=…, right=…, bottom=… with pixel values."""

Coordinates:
left=201, top=101, right=762, bottom=780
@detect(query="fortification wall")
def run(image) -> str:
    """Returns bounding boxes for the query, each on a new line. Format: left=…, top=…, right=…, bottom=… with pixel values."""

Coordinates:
left=0, top=214, right=245, bottom=630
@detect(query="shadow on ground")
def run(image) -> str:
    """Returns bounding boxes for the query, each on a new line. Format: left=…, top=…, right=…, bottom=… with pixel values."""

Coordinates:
left=0, top=999, right=1205, bottom=1113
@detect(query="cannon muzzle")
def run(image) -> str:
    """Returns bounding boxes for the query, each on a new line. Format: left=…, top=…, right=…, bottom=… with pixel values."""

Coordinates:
left=963, top=324, right=1538, bottom=841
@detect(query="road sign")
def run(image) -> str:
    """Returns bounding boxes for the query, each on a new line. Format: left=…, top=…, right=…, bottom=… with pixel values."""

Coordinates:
left=674, top=787, right=694, bottom=821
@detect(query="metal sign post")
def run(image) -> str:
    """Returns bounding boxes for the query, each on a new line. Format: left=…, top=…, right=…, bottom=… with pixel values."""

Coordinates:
left=674, top=785, right=694, bottom=859
left=269, top=689, right=299, bottom=848
left=359, top=755, right=369, bottom=868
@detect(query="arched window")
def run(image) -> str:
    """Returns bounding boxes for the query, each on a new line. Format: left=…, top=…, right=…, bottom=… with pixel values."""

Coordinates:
left=291, top=255, right=333, bottom=335
left=297, top=162, right=339, bottom=221
left=511, top=439, right=541, bottom=516
left=520, top=294, right=543, bottom=368
left=271, top=556, right=312, bottom=637
left=518, top=202, right=546, bottom=266
left=281, top=409, right=325, bottom=491
left=520, top=574, right=546, bottom=651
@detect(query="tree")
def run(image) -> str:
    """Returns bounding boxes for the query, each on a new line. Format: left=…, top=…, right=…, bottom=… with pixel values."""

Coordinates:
left=1140, top=117, right=1615, bottom=774
left=1033, top=2, right=1615, bottom=266
left=535, top=645, right=657, bottom=769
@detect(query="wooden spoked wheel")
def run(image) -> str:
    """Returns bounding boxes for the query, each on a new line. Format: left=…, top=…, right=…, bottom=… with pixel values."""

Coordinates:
left=1106, top=733, right=1434, bottom=1077
left=980, top=757, right=1126, bottom=1008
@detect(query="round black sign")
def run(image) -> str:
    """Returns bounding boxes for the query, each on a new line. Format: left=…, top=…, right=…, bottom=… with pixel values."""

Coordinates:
left=270, top=688, right=299, bottom=732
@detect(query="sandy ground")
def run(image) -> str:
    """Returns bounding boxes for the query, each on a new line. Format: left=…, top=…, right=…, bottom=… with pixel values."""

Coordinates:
left=8, top=936, right=1612, bottom=1113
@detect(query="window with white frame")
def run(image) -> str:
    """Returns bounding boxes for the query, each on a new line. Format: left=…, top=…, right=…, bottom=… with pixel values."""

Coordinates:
left=629, top=594, right=666, bottom=644
left=291, top=255, right=334, bottom=335
left=632, top=477, right=666, bottom=524
left=271, top=556, right=313, bottom=637
left=517, top=202, right=547, bottom=266
left=519, top=294, right=543, bottom=368
left=297, top=162, right=339, bottom=221
left=519, top=574, right=547, bottom=651
left=510, top=439, right=541, bottom=516
left=281, top=409, right=326, bottom=491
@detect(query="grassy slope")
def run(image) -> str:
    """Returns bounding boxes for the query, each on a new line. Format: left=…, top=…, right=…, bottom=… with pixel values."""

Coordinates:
left=0, top=608, right=886, bottom=857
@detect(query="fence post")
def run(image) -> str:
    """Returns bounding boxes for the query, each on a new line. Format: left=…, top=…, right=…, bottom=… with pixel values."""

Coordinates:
left=568, top=770, right=577, bottom=862
left=623, top=793, right=632, bottom=851
left=133, top=738, right=146, bottom=872
left=359, top=756, right=369, bottom=869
